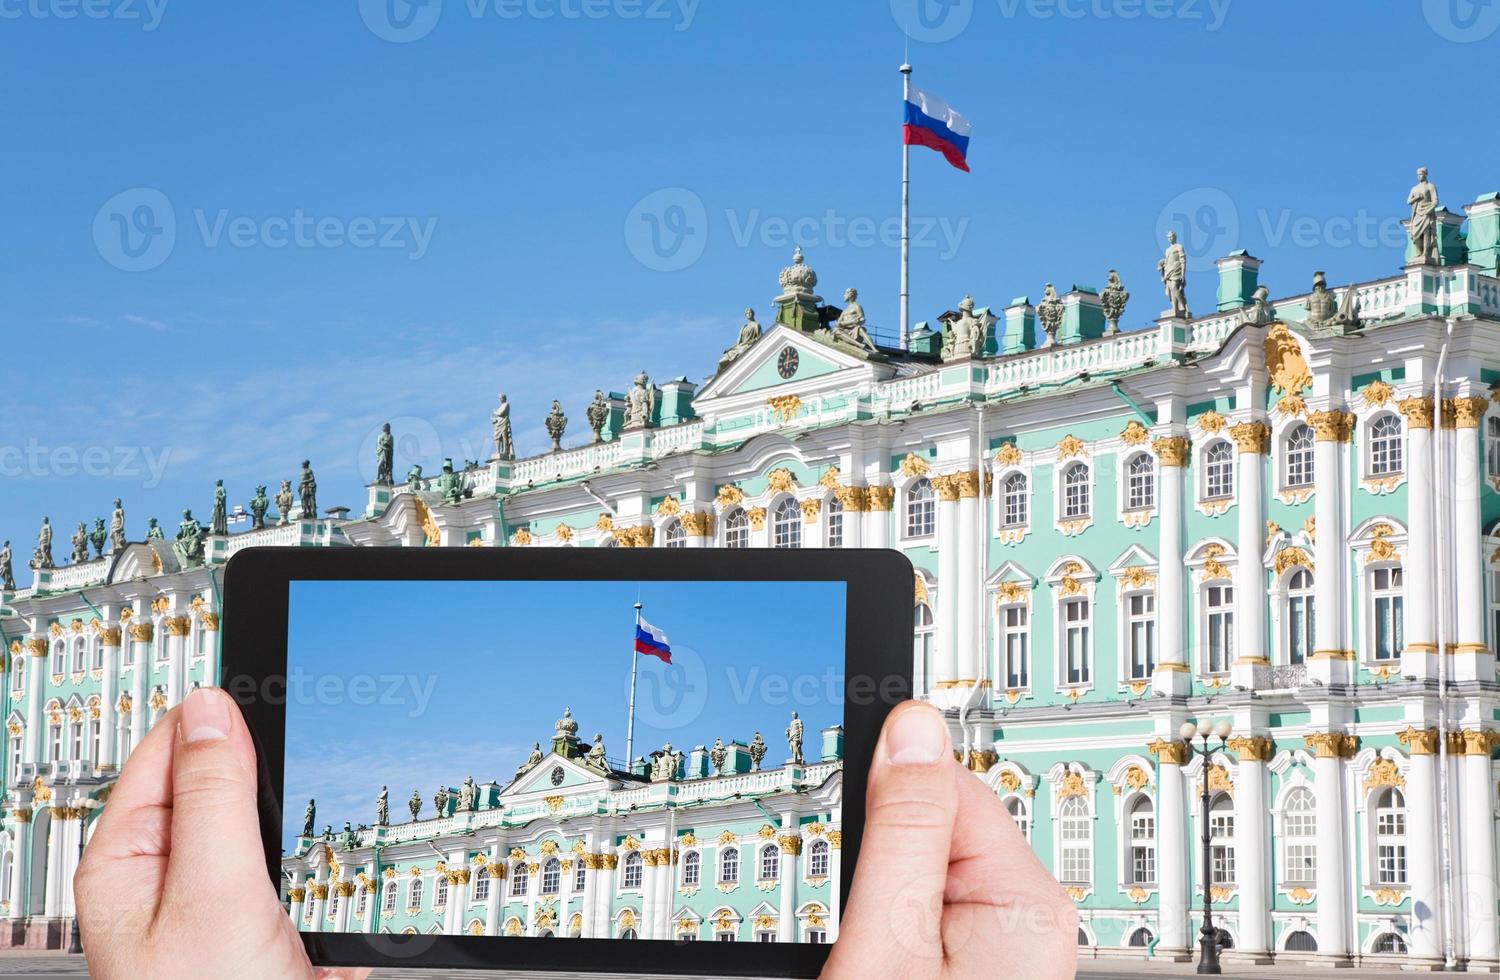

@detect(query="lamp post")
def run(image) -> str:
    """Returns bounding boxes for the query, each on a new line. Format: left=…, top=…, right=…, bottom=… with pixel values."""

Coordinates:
left=1179, top=718, right=1232, bottom=975
left=68, top=798, right=102, bottom=955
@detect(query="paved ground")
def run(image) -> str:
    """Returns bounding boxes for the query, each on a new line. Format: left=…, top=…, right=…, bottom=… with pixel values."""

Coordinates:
left=0, top=952, right=1440, bottom=978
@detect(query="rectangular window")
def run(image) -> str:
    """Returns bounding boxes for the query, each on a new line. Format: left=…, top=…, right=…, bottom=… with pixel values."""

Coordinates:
left=1126, top=593, right=1156, bottom=680
left=826, top=500, right=843, bottom=548
left=48, top=725, right=61, bottom=763
left=1284, top=844, right=1317, bottom=884
left=1129, top=812, right=1156, bottom=885
left=1209, top=811, right=1235, bottom=885
left=91, top=642, right=103, bottom=671
left=574, top=861, right=586, bottom=891
left=1063, top=598, right=1091, bottom=686
left=1002, top=605, right=1029, bottom=690
left=89, top=719, right=102, bottom=762
left=1371, top=567, right=1404, bottom=661
left=382, top=884, right=396, bottom=914
left=1206, top=585, right=1234, bottom=674
left=1288, top=594, right=1314, bottom=665
left=8, top=735, right=21, bottom=776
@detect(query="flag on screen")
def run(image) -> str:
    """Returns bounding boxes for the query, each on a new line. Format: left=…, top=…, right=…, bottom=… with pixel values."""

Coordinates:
left=903, top=85, right=972, bottom=172
left=634, top=620, right=672, bottom=664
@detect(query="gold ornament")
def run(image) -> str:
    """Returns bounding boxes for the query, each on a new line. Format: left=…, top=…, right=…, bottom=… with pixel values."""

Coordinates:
left=1361, top=379, right=1394, bottom=407
left=1152, top=436, right=1190, bottom=467
left=1273, top=547, right=1313, bottom=576
left=1265, top=322, right=1312, bottom=395
left=1119, top=420, right=1151, bottom=446
left=1309, top=409, right=1354, bottom=443
left=767, top=395, right=802, bottom=423
left=655, top=496, right=681, bottom=517
left=1056, top=435, right=1087, bottom=459
left=1225, top=736, right=1274, bottom=762
left=995, top=442, right=1023, bottom=466
left=1363, top=758, right=1405, bottom=790
left=1229, top=421, right=1270, bottom=455
left=1147, top=738, right=1190, bottom=766
left=1304, top=732, right=1358, bottom=759
left=1196, top=410, right=1227, bottom=434
left=715, top=484, right=744, bottom=507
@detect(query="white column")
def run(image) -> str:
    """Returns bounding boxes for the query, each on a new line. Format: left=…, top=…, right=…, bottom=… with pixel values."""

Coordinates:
left=1230, top=425, right=1268, bottom=688
left=307, top=878, right=327, bottom=933
left=578, top=845, right=596, bottom=939
left=559, top=855, right=576, bottom=938
left=42, top=809, right=66, bottom=917
left=485, top=860, right=503, bottom=936
left=640, top=849, right=659, bottom=939
left=98, top=629, right=120, bottom=769
left=935, top=478, right=961, bottom=683
left=23, top=639, right=44, bottom=765
left=863, top=485, right=892, bottom=550
left=1153, top=439, right=1190, bottom=696
left=1308, top=736, right=1351, bottom=959
left=128, top=624, right=148, bottom=748
left=363, top=861, right=379, bottom=935
left=1152, top=741, right=1190, bottom=955
left=287, top=869, right=305, bottom=924
left=450, top=872, right=470, bottom=935
left=1400, top=399, right=1438, bottom=679
left=6, top=817, right=31, bottom=919
left=955, top=477, right=979, bottom=683
left=840, top=488, right=863, bottom=548
left=777, top=830, right=799, bottom=942
left=164, top=616, right=188, bottom=708
left=1309, top=412, right=1352, bottom=684
left=1399, top=731, right=1443, bottom=963
left=1227, top=738, right=1270, bottom=955
left=1451, top=399, right=1492, bottom=680
left=1461, top=732, right=1499, bottom=966
left=826, top=834, right=841, bottom=942
left=658, top=847, right=674, bottom=939
left=333, top=880, right=353, bottom=933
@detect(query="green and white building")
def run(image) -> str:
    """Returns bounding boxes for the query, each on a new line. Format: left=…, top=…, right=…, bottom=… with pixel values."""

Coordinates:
left=5, top=182, right=1500, bottom=967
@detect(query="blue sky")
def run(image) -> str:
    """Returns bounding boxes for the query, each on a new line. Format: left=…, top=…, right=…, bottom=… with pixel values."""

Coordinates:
left=2, top=1, right=1498, bottom=560
left=281, top=578, right=845, bottom=848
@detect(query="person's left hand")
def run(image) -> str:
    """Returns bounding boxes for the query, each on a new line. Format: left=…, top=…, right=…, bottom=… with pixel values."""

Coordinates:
left=74, top=686, right=368, bottom=980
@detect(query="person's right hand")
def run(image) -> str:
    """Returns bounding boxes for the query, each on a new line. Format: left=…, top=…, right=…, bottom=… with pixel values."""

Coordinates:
left=821, top=702, right=1076, bottom=979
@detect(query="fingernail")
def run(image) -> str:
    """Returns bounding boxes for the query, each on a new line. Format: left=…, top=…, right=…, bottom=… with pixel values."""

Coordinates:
left=180, top=688, right=231, bottom=744
left=886, top=706, right=949, bottom=766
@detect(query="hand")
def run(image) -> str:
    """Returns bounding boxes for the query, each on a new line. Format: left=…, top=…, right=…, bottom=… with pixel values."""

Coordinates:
left=821, top=702, right=1076, bottom=980
left=74, top=687, right=368, bottom=980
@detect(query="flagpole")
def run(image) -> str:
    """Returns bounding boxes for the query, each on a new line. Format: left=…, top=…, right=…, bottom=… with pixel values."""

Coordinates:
left=899, top=62, right=913, bottom=351
left=626, top=601, right=642, bottom=770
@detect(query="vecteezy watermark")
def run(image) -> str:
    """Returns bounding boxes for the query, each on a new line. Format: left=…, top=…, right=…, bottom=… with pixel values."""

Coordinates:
left=1254, top=208, right=1408, bottom=252
left=1422, top=0, right=1500, bottom=42
left=894, top=0, right=1230, bottom=41
left=624, top=187, right=968, bottom=272
left=223, top=667, right=439, bottom=720
left=358, top=0, right=699, bottom=43
left=1155, top=186, right=1241, bottom=273
left=0, top=439, right=173, bottom=488
left=0, top=0, right=169, bottom=30
left=93, top=187, right=438, bottom=271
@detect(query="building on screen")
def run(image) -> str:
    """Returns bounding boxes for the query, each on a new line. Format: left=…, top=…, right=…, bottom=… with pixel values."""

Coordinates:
left=3, top=174, right=1500, bottom=967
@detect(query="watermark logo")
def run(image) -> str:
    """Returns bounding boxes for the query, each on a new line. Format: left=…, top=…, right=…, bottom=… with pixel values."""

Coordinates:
left=0, top=0, right=170, bottom=30
left=0, top=439, right=173, bottom=487
left=93, top=187, right=176, bottom=273
left=356, top=416, right=446, bottom=486
left=891, top=0, right=974, bottom=43
left=624, top=187, right=708, bottom=273
left=359, top=0, right=443, bottom=43
left=1423, top=0, right=1500, bottom=42
left=1155, top=186, right=1240, bottom=272
left=629, top=643, right=708, bottom=731
left=997, top=0, right=1232, bottom=30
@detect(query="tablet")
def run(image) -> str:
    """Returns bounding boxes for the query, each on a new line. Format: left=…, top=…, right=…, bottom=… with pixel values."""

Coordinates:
left=221, top=547, right=913, bottom=978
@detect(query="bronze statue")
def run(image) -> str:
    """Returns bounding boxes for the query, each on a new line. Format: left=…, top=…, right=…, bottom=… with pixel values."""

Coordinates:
left=375, top=422, right=395, bottom=485
left=174, top=509, right=205, bottom=569
left=275, top=481, right=294, bottom=525
left=108, top=498, right=126, bottom=552
left=0, top=540, right=14, bottom=591
left=586, top=390, right=610, bottom=443
left=248, top=485, right=270, bottom=530
left=30, top=517, right=53, bottom=570
left=544, top=401, right=568, bottom=452
left=89, top=518, right=107, bottom=559
left=298, top=461, right=317, bottom=520
left=145, top=517, right=164, bottom=540
left=210, top=479, right=228, bottom=536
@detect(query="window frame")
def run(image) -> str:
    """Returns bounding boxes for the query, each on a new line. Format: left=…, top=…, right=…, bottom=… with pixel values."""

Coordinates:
left=1055, top=795, right=1092, bottom=887
left=1203, top=582, right=1235, bottom=676
left=1368, top=564, right=1405, bottom=663
left=1122, top=589, right=1156, bottom=682
left=1207, top=792, right=1236, bottom=886
left=1372, top=786, right=1408, bottom=887
left=1125, top=794, right=1157, bottom=888
left=824, top=495, right=843, bottom=548
left=722, top=508, right=749, bottom=549
left=1000, top=470, right=1028, bottom=529
left=718, top=846, right=740, bottom=885
left=1279, top=786, right=1317, bottom=887
left=998, top=600, right=1030, bottom=692
left=1124, top=452, right=1155, bottom=512
left=1367, top=413, right=1405, bottom=477
left=1201, top=440, right=1235, bottom=502
left=661, top=519, right=686, bottom=549
left=1059, top=462, right=1091, bottom=521
left=770, top=496, right=802, bottom=549
left=1283, top=422, right=1316, bottom=491
left=1281, top=568, right=1315, bottom=666
left=904, top=478, right=936, bottom=539
left=1058, top=595, right=1092, bottom=689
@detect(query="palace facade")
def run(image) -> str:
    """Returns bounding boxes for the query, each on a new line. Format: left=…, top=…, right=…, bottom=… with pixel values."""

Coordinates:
left=3, top=181, right=1500, bottom=967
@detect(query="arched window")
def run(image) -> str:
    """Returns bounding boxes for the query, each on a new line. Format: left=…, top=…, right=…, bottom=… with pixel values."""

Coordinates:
left=1002, top=472, right=1028, bottom=527
left=1128, top=927, right=1154, bottom=948
left=681, top=851, right=701, bottom=887
left=1077, top=928, right=1091, bottom=947
left=1004, top=795, right=1030, bottom=841
left=573, top=860, right=586, bottom=891
left=1369, top=415, right=1404, bottom=475
left=1285, top=930, right=1318, bottom=952
left=1285, top=423, right=1315, bottom=488
left=1373, top=932, right=1408, bottom=954
left=772, top=497, right=801, bottom=549
left=91, top=638, right=104, bottom=671
left=662, top=520, right=685, bottom=549
left=409, top=877, right=424, bottom=909
left=723, top=508, right=749, bottom=549
left=1061, top=463, right=1090, bottom=519
left=47, top=717, right=62, bottom=763
left=1057, top=796, right=1091, bottom=885
left=1286, top=569, right=1314, bottom=665
left=758, top=845, right=779, bottom=881
left=622, top=851, right=643, bottom=889
left=620, top=927, right=638, bottom=940
left=8, top=728, right=22, bottom=776
left=913, top=603, right=934, bottom=694
left=68, top=713, right=85, bottom=761
left=382, top=881, right=397, bottom=914
left=71, top=638, right=86, bottom=674
left=719, top=847, right=740, bottom=884
left=1209, top=794, right=1235, bottom=885
left=434, top=874, right=449, bottom=907
left=1203, top=442, right=1235, bottom=500
left=1371, top=566, right=1404, bottom=661
left=10, top=657, right=22, bottom=694
left=906, top=478, right=935, bottom=537
left=1282, top=787, right=1316, bottom=885
left=88, top=713, right=102, bottom=762
left=1126, top=454, right=1155, bottom=511
left=808, top=839, right=830, bottom=878
left=473, top=866, right=490, bottom=902
left=49, top=641, right=64, bottom=677
left=1127, top=796, right=1156, bottom=885
left=511, top=864, right=528, bottom=896
left=0, top=852, right=12, bottom=904
left=541, top=857, right=561, bottom=895
left=1374, top=787, right=1408, bottom=886
left=825, top=496, right=844, bottom=548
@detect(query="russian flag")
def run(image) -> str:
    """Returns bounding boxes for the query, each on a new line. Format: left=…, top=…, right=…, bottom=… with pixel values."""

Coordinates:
left=634, top=620, right=672, bottom=664
left=903, top=85, right=972, bottom=173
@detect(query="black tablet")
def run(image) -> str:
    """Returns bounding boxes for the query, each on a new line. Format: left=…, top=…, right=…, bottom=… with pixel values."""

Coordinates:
left=220, top=547, right=913, bottom=978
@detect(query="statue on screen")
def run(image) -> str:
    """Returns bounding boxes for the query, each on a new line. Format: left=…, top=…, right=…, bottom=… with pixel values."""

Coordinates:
left=492, top=394, right=514, bottom=461
left=174, top=510, right=205, bottom=569
left=146, top=517, right=164, bottom=540
left=0, top=541, right=12, bottom=592
left=586, top=733, right=608, bottom=770
left=437, top=459, right=464, bottom=506
left=833, top=288, right=878, bottom=353
left=710, top=737, right=729, bottom=776
left=1158, top=230, right=1190, bottom=320
left=341, top=822, right=357, bottom=850
left=249, top=485, right=270, bottom=530
left=408, top=789, right=422, bottom=821
left=275, top=481, right=294, bottom=526
left=298, top=461, right=318, bottom=520
left=302, top=799, right=316, bottom=838
left=1407, top=167, right=1440, bottom=265
left=376, top=786, right=389, bottom=826
left=623, top=372, right=655, bottom=429
left=749, top=731, right=767, bottom=771
left=31, top=518, right=54, bottom=570
left=210, top=480, right=228, bottom=536
left=374, top=422, right=395, bottom=486
left=109, top=499, right=126, bottom=552
left=90, top=518, right=107, bottom=560
left=586, top=390, right=610, bottom=443
left=717, top=308, right=762, bottom=372
left=786, top=711, right=805, bottom=766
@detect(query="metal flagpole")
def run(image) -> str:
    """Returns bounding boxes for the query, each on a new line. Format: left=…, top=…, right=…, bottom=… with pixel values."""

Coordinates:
left=626, top=601, right=642, bottom=770
left=899, top=62, right=912, bottom=351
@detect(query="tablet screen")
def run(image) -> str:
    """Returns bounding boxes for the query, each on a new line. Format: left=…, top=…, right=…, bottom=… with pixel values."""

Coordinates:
left=279, top=578, right=847, bottom=946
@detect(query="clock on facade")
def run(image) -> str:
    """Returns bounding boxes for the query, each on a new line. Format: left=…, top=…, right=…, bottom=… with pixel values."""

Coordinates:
left=550, top=766, right=565, bottom=787
left=777, top=346, right=799, bottom=379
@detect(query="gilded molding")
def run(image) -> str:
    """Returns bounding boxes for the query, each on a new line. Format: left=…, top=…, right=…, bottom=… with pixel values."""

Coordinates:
left=163, top=616, right=193, bottom=637
left=930, top=474, right=962, bottom=502
left=128, top=623, right=154, bottom=643
left=1448, top=395, right=1489, bottom=429
left=1457, top=729, right=1500, bottom=756
left=655, top=496, right=681, bottom=517
left=1361, top=379, right=1395, bottom=407
left=766, top=468, right=796, bottom=493
left=1273, top=547, right=1313, bottom=576
left=334, top=881, right=356, bottom=898
left=1397, top=395, right=1434, bottom=429
left=24, top=639, right=47, bottom=657
left=799, top=499, right=820, bottom=524
left=98, top=627, right=122, bottom=647
left=1363, top=758, right=1405, bottom=791
left=1308, top=409, right=1354, bottom=443
left=715, top=484, right=744, bottom=507
left=1152, top=436, right=1190, bottom=467
left=777, top=834, right=802, bottom=856
left=995, top=442, right=1023, bottom=466
left=1303, top=732, right=1359, bottom=759
left=1264, top=322, right=1312, bottom=395
left=899, top=453, right=931, bottom=478
left=865, top=486, right=895, bottom=511
left=767, top=395, right=802, bottom=423
left=1228, top=421, right=1270, bottom=455
left=679, top=511, right=715, bottom=537
left=1056, top=435, right=1087, bottom=459
left=307, top=883, right=330, bottom=901
left=1225, top=735, right=1274, bottom=762
left=1196, top=410, right=1227, bottom=435
left=1119, top=421, right=1150, bottom=446
left=745, top=508, right=766, bottom=531
left=1147, top=738, right=1190, bottom=766
left=1056, top=772, right=1088, bottom=798
left=286, top=888, right=306, bottom=903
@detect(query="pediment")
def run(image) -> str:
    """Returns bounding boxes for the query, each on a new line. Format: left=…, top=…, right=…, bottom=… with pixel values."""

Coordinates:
left=504, top=752, right=618, bottom=797
left=696, top=326, right=890, bottom=404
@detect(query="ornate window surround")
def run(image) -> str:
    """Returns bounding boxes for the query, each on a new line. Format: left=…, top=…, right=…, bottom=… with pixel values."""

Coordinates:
left=1044, top=556, right=1098, bottom=695
left=1349, top=518, right=1407, bottom=671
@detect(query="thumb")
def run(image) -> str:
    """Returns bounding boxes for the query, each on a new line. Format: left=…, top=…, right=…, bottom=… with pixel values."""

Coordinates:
left=826, top=702, right=957, bottom=974
left=162, top=687, right=271, bottom=911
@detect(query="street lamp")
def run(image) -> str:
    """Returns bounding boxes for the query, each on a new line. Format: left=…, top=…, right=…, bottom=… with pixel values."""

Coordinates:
left=1179, top=718, right=1232, bottom=975
left=68, top=798, right=102, bottom=956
